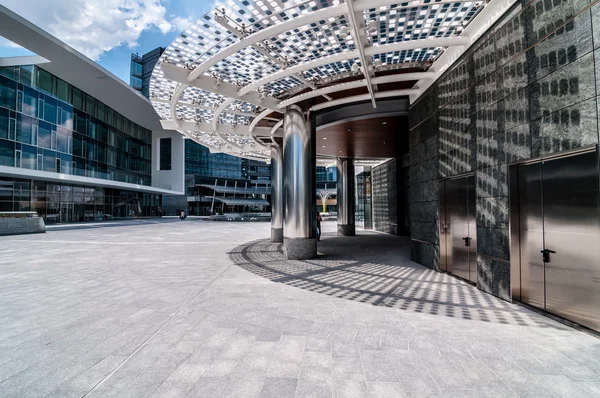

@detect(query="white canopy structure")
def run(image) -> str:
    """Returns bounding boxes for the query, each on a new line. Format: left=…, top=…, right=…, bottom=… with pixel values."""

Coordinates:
left=150, top=0, right=515, bottom=161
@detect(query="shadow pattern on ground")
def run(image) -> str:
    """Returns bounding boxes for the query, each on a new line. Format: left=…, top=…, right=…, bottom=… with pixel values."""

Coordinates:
left=229, top=231, right=567, bottom=329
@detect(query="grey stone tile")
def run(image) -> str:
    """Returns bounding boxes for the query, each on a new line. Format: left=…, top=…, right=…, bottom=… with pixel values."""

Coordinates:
left=259, top=377, right=298, bottom=398
left=187, top=376, right=230, bottom=398
left=366, top=381, right=406, bottom=398
left=397, top=372, right=440, bottom=396
left=255, top=327, right=282, bottom=342
left=333, top=379, right=368, bottom=398
left=296, top=378, right=334, bottom=398
left=361, top=362, right=398, bottom=382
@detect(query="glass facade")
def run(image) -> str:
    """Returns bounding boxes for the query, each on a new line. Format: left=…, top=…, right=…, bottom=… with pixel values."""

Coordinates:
left=316, top=166, right=337, bottom=189
left=185, top=140, right=244, bottom=179
left=130, top=48, right=164, bottom=98
left=0, top=177, right=161, bottom=224
left=0, top=65, right=152, bottom=186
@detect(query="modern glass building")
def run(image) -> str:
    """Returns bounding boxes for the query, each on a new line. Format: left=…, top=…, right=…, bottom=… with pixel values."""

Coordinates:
left=130, top=47, right=165, bottom=99
left=0, top=6, right=184, bottom=224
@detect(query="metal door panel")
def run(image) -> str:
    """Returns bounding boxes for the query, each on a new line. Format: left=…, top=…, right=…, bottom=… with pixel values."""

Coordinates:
left=467, top=176, right=477, bottom=284
left=439, top=180, right=448, bottom=272
left=518, top=162, right=545, bottom=309
left=542, top=152, right=600, bottom=332
left=447, top=177, right=470, bottom=281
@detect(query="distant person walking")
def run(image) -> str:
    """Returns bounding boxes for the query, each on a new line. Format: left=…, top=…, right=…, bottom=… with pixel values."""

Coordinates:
left=180, top=210, right=186, bottom=221
left=316, top=212, right=322, bottom=241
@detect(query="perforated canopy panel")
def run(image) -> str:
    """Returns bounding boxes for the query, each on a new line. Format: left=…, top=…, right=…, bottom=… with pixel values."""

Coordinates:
left=150, top=0, right=488, bottom=160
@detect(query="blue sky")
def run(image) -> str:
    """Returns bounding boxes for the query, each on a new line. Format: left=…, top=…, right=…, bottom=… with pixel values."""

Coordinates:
left=0, top=0, right=215, bottom=83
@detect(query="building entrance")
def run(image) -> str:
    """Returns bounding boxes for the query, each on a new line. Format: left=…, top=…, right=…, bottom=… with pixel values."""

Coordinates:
left=440, top=175, right=477, bottom=284
left=513, top=148, right=600, bottom=332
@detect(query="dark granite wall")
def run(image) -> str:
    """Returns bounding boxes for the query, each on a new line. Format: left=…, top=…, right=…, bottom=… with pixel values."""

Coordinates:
left=409, top=0, right=600, bottom=301
left=372, top=159, right=398, bottom=235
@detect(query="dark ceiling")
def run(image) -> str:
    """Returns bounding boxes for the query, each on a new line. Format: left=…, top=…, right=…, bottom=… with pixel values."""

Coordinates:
left=316, top=115, right=408, bottom=159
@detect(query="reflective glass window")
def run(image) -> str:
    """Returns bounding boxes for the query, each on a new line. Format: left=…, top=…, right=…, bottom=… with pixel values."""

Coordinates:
left=21, top=144, right=37, bottom=170
left=0, top=75, right=17, bottom=110
left=36, top=68, right=53, bottom=95
left=56, top=78, right=70, bottom=103
left=0, top=108, right=8, bottom=139
left=0, top=139, right=14, bottom=166
left=44, top=97, right=57, bottom=124
left=16, top=115, right=33, bottom=144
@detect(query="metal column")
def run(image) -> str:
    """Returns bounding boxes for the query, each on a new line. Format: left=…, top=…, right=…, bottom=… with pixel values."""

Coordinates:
left=282, top=105, right=316, bottom=259
left=270, top=143, right=283, bottom=243
left=337, top=158, right=356, bottom=236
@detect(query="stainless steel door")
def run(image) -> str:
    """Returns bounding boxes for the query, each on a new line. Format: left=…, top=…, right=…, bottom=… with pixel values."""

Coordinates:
left=467, top=176, right=477, bottom=284
left=443, top=176, right=477, bottom=283
left=518, top=162, right=545, bottom=309
left=542, top=152, right=600, bottom=332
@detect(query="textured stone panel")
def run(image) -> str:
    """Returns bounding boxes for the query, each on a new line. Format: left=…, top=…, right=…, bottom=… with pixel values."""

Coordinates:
left=492, top=260, right=511, bottom=301
left=473, top=35, right=497, bottom=85
left=0, top=217, right=46, bottom=236
left=531, top=97, right=599, bottom=156
left=476, top=134, right=499, bottom=170
left=476, top=167, right=496, bottom=198
left=410, top=240, right=440, bottom=271
left=491, top=227, right=510, bottom=261
left=477, top=226, right=493, bottom=258
left=527, top=10, right=594, bottom=85
left=475, top=103, right=499, bottom=141
left=409, top=180, right=439, bottom=203
left=524, top=0, right=591, bottom=48
left=475, top=75, right=499, bottom=113
left=477, top=164, right=508, bottom=199
left=593, top=2, right=600, bottom=49
left=498, top=53, right=528, bottom=102
left=502, top=122, right=532, bottom=164
left=410, top=201, right=439, bottom=224
left=477, top=255, right=494, bottom=295
left=597, top=50, right=600, bottom=100
left=410, top=135, right=438, bottom=165
left=476, top=197, right=509, bottom=229
left=411, top=221, right=439, bottom=245
left=529, top=51, right=596, bottom=121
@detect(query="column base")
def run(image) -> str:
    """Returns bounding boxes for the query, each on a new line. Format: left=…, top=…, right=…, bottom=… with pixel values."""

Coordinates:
left=284, top=237, right=317, bottom=260
left=271, top=228, right=283, bottom=243
left=337, top=224, right=356, bottom=236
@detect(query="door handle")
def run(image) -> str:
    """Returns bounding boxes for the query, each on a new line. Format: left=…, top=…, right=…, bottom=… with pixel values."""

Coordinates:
left=462, top=237, right=471, bottom=247
left=541, top=249, right=556, bottom=263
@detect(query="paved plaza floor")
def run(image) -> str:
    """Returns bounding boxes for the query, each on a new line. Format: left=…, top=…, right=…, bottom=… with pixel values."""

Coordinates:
left=0, top=220, right=599, bottom=397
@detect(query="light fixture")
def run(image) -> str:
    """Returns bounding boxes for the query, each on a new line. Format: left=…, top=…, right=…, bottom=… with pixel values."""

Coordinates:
left=382, top=121, right=387, bottom=125
left=347, top=128, right=352, bottom=132
left=259, top=91, right=268, bottom=102
left=321, top=145, right=327, bottom=148
left=373, top=59, right=383, bottom=69
left=350, top=62, right=360, bottom=74
left=323, top=137, right=328, bottom=140
left=366, top=19, right=378, bottom=34
left=214, top=76, right=223, bottom=89
left=339, top=26, right=351, bottom=40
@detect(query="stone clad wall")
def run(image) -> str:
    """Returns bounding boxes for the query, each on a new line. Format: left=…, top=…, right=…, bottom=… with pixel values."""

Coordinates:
left=372, top=159, right=398, bottom=235
left=409, top=0, right=600, bottom=301
left=0, top=217, right=46, bottom=236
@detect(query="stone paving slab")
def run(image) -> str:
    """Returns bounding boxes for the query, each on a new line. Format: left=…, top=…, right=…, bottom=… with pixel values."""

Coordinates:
left=0, top=220, right=599, bottom=397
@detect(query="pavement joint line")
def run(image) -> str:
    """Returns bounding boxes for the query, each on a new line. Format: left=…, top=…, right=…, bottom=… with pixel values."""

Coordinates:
left=82, top=259, right=236, bottom=397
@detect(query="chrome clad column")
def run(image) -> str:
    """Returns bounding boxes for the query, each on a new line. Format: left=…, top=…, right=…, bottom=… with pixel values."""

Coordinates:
left=270, top=143, right=283, bottom=242
left=337, top=158, right=355, bottom=236
left=283, top=105, right=317, bottom=259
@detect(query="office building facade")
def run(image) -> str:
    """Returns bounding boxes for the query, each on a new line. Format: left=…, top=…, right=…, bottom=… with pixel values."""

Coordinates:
left=130, top=47, right=164, bottom=99
left=0, top=6, right=184, bottom=224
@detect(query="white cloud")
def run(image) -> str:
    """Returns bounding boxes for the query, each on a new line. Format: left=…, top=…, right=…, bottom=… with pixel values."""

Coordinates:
left=169, top=15, right=194, bottom=33
left=1, top=0, right=177, bottom=60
